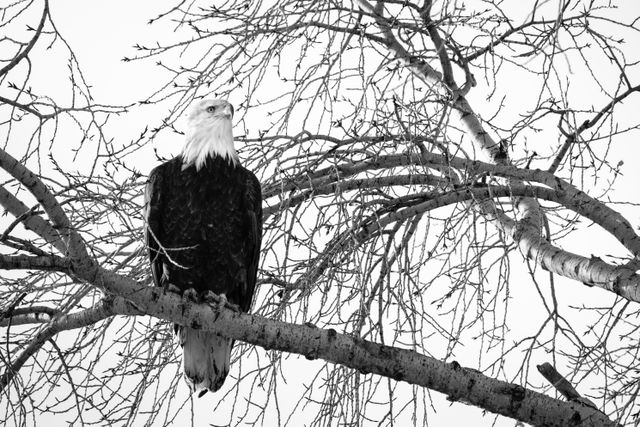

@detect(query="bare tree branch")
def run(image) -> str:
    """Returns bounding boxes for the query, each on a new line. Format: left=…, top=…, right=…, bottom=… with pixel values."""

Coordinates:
left=0, top=0, right=49, bottom=78
left=0, top=185, right=66, bottom=253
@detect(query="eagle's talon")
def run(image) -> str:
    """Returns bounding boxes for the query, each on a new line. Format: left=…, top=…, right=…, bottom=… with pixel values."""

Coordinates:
left=203, top=291, right=218, bottom=304
left=183, top=288, right=198, bottom=302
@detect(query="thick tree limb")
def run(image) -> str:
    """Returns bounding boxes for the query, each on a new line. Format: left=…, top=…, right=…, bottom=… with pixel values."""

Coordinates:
left=83, top=271, right=617, bottom=427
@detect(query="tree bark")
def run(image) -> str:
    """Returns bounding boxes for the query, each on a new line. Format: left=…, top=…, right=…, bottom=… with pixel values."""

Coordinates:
left=88, top=271, right=617, bottom=427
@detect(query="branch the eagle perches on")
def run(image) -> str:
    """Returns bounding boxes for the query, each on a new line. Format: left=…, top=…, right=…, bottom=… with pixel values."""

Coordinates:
left=0, top=278, right=619, bottom=427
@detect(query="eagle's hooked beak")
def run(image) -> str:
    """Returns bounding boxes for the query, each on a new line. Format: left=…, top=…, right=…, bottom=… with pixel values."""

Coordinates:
left=221, top=104, right=234, bottom=119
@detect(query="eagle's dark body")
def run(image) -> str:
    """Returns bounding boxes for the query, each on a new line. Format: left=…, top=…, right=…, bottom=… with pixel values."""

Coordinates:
left=146, top=155, right=262, bottom=308
left=145, top=154, right=262, bottom=393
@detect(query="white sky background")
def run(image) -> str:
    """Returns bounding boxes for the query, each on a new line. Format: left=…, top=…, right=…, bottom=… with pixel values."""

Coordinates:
left=2, top=0, right=640, bottom=426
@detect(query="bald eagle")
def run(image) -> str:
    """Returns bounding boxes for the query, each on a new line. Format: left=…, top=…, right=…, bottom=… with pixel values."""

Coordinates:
left=144, top=99, right=262, bottom=395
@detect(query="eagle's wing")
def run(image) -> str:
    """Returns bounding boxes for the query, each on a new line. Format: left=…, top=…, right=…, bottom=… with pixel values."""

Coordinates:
left=144, top=166, right=164, bottom=287
left=240, top=171, right=262, bottom=312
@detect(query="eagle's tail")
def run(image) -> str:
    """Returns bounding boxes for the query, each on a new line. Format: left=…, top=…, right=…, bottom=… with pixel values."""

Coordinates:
left=177, top=326, right=232, bottom=394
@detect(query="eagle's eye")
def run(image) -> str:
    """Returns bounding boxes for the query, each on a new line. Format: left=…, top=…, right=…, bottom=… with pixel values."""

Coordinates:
left=206, top=106, right=216, bottom=113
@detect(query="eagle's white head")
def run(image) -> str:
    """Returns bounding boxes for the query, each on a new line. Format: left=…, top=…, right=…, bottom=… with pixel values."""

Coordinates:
left=182, top=98, right=238, bottom=170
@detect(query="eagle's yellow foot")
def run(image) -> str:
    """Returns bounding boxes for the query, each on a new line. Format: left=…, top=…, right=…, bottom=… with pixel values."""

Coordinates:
left=182, top=288, right=198, bottom=302
left=203, top=291, right=219, bottom=304
left=203, top=291, right=227, bottom=305
left=203, top=292, right=227, bottom=310
left=202, top=292, right=240, bottom=312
